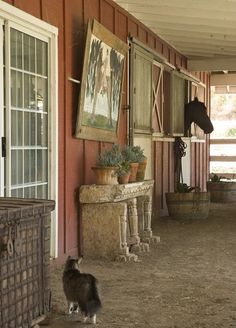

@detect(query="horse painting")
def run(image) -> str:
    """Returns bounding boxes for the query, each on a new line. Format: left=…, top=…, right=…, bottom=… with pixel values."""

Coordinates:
left=184, top=97, right=214, bottom=135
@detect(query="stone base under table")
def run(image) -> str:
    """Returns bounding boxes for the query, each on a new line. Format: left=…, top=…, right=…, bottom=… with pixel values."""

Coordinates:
left=80, top=180, right=160, bottom=261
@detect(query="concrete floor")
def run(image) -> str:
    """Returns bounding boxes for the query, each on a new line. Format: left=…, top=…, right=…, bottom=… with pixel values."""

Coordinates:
left=40, top=202, right=236, bottom=328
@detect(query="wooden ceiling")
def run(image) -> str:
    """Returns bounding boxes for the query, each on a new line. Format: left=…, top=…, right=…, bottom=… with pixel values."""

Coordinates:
left=113, top=0, right=236, bottom=70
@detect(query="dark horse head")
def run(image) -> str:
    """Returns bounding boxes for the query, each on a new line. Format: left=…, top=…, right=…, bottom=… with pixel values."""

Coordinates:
left=184, top=97, right=214, bottom=135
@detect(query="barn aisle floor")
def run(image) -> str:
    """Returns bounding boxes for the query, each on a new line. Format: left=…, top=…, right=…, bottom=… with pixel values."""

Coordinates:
left=41, top=203, right=236, bottom=328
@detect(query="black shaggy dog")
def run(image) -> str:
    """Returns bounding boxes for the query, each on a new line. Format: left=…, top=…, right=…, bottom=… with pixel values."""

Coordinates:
left=62, top=256, right=102, bottom=324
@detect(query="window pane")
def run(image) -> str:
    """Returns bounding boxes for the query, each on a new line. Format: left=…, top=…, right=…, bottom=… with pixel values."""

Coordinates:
left=10, top=29, right=23, bottom=69
left=10, top=29, right=17, bottom=68
left=37, top=150, right=48, bottom=183
left=11, top=70, right=17, bottom=107
left=16, top=30, right=23, bottom=69
left=37, top=77, right=48, bottom=112
left=24, top=186, right=35, bottom=198
left=23, top=34, right=30, bottom=71
left=11, top=150, right=17, bottom=186
left=37, top=185, right=48, bottom=199
left=11, top=150, right=23, bottom=187
left=37, top=113, right=47, bottom=146
left=36, top=40, right=47, bottom=76
left=11, top=111, right=23, bottom=146
left=24, top=150, right=36, bottom=183
left=11, top=71, right=23, bottom=108
left=24, top=112, right=36, bottom=146
left=29, top=36, right=36, bottom=73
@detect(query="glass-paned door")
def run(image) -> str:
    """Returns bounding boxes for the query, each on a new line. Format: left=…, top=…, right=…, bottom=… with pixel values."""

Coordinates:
left=4, top=26, right=49, bottom=199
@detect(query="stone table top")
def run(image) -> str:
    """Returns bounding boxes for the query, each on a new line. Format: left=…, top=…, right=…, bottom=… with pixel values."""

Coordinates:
left=79, top=180, right=154, bottom=204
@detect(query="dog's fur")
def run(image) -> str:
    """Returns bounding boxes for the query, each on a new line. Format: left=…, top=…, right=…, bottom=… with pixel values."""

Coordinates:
left=62, top=256, right=102, bottom=324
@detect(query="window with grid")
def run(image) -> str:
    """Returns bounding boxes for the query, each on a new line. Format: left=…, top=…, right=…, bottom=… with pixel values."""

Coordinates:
left=4, top=26, right=49, bottom=198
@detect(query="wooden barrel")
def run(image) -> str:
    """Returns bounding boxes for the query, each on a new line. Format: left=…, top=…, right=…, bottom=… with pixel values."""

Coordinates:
left=206, top=181, right=236, bottom=202
left=165, top=192, right=210, bottom=219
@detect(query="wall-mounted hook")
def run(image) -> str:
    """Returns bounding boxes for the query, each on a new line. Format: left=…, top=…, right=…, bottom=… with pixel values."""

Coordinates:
left=68, top=77, right=81, bottom=84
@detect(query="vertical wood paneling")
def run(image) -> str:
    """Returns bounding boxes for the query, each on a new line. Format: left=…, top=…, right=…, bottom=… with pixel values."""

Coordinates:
left=13, top=0, right=41, bottom=17
left=5, top=0, right=209, bottom=262
left=148, top=33, right=155, bottom=50
left=128, top=19, right=138, bottom=38
left=84, top=0, right=100, bottom=22
left=162, top=45, right=169, bottom=60
left=64, top=0, right=84, bottom=255
left=175, top=53, right=181, bottom=67
left=138, top=26, right=147, bottom=43
left=101, top=0, right=115, bottom=32
left=155, top=38, right=163, bottom=53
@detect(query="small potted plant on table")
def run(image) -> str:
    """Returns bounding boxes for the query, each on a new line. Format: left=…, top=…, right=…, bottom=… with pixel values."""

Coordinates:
left=92, top=144, right=123, bottom=185
left=116, top=160, right=131, bottom=184
left=122, top=145, right=147, bottom=182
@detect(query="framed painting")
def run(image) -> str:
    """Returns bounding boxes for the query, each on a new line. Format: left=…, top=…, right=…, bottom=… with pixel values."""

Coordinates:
left=75, top=19, right=128, bottom=142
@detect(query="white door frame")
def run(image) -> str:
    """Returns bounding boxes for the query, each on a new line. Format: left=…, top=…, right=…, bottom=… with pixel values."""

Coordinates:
left=0, top=18, right=4, bottom=197
left=0, top=1, right=59, bottom=258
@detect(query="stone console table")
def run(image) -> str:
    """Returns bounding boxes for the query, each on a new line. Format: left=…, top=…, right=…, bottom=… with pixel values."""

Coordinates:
left=79, top=180, right=160, bottom=261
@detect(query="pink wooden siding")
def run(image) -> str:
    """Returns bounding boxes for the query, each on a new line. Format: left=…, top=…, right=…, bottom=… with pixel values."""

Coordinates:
left=5, top=0, right=210, bottom=264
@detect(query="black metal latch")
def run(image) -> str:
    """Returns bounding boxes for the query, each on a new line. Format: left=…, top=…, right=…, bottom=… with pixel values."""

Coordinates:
left=1, top=137, right=6, bottom=158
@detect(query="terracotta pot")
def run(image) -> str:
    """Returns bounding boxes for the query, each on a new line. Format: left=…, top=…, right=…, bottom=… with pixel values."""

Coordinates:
left=118, top=172, right=131, bottom=184
left=92, top=166, right=118, bottom=185
left=136, top=159, right=147, bottom=182
left=128, top=162, right=139, bottom=183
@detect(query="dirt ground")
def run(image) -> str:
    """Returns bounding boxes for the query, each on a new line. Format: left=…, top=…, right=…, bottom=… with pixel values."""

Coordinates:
left=41, top=203, right=236, bottom=328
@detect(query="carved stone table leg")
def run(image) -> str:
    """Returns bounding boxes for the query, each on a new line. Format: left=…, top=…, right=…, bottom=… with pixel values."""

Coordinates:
left=126, top=198, right=150, bottom=253
left=137, top=195, right=160, bottom=245
left=127, top=198, right=140, bottom=246
left=82, top=202, right=138, bottom=262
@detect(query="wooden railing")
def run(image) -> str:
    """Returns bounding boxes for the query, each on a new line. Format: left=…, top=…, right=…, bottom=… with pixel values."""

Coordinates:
left=210, top=138, right=236, bottom=178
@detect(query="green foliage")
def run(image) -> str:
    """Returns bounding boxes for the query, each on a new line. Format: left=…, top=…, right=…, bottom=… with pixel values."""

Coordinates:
left=116, top=160, right=131, bottom=177
left=122, top=145, right=146, bottom=163
left=226, top=127, right=236, bottom=137
left=209, top=173, right=225, bottom=182
left=175, top=183, right=200, bottom=193
left=96, top=144, right=123, bottom=167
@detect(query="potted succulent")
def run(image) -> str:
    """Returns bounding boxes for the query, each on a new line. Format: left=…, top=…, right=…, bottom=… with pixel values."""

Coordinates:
left=92, top=144, right=123, bottom=185
left=165, top=182, right=210, bottom=219
left=206, top=173, right=236, bottom=202
left=116, top=160, right=131, bottom=184
left=131, top=145, right=147, bottom=181
left=122, top=145, right=146, bottom=182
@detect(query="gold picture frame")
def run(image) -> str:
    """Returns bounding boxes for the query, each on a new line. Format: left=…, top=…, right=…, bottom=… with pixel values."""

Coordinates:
left=75, top=19, right=128, bottom=142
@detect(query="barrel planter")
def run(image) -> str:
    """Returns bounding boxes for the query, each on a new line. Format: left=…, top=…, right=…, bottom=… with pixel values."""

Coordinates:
left=206, top=181, right=236, bottom=202
left=165, top=192, right=210, bottom=219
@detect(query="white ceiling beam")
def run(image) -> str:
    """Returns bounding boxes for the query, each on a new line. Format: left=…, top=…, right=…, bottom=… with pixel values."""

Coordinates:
left=160, top=34, right=236, bottom=45
left=134, top=13, right=236, bottom=29
left=162, top=33, right=236, bottom=48
left=188, top=57, right=236, bottom=71
left=211, top=74, right=236, bottom=86
left=159, top=29, right=236, bottom=42
left=125, top=5, right=236, bottom=18
left=115, top=0, right=236, bottom=11
left=144, top=21, right=236, bottom=35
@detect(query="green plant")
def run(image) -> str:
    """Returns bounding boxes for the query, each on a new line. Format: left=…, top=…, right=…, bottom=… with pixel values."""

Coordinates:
left=209, top=173, right=225, bottom=182
left=116, top=160, right=130, bottom=177
left=96, top=144, right=123, bottom=167
left=175, top=183, right=200, bottom=193
left=131, top=145, right=146, bottom=163
left=122, top=145, right=146, bottom=163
